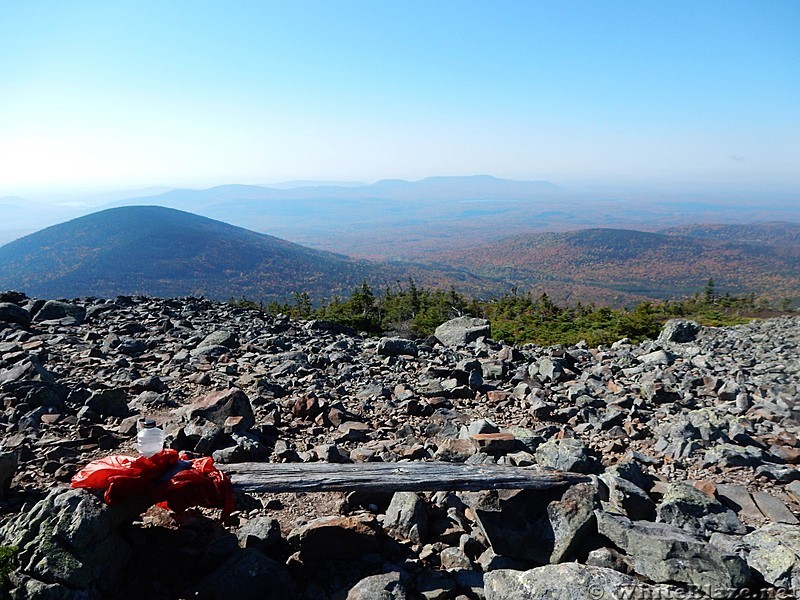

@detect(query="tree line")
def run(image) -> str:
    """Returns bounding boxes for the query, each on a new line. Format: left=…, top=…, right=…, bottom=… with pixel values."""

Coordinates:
left=230, top=278, right=793, bottom=347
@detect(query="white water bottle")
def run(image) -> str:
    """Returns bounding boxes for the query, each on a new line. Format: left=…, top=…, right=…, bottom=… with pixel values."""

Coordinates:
left=137, top=419, right=164, bottom=457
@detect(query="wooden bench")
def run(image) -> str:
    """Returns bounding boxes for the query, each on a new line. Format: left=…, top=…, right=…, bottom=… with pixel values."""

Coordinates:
left=220, top=462, right=589, bottom=494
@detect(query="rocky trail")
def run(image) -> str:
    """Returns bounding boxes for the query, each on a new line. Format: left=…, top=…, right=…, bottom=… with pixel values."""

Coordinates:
left=0, top=292, right=799, bottom=599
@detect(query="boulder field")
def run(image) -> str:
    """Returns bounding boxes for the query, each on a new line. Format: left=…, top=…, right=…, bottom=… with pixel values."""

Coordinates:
left=0, top=292, right=798, bottom=599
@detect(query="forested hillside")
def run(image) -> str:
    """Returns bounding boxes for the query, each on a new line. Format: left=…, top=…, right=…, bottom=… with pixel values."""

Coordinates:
left=426, top=227, right=800, bottom=304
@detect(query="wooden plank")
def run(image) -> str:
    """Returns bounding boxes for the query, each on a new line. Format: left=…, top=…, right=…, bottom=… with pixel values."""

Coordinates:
left=220, top=461, right=590, bottom=493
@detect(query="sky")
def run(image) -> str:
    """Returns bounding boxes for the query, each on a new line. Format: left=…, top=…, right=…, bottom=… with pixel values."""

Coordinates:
left=1, top=0, right=799, bottom=196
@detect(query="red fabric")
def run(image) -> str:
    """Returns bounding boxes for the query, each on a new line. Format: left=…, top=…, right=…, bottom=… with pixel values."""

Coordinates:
left=71, top=449, right=234, bottom=519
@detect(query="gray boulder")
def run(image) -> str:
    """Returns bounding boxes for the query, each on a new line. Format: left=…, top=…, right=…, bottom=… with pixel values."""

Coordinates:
left=236, top=516, right=282, bottom=551
left=0, top=356, right=55, bottom=386
left=179, top=417, right=223, bottom=454
left=0, top=302, right=30, bottom=327
left=0, top=487, right=145, bottom=597
left=599, top=474, right=656, bottom=521
left=384, top=491, right=428, bottom=544
left=485, top=563, right=670, bottom=600
left=377, top=337, right=419, bottom=357
left=535, top=438, right=597, bottom=473
left=85, top=302, right=119, bottom=320
left=287, top=515, right=381, bottom=562
left=536, top=357, right=571, bottom=382
left=346, top=571, right=408, bottom=600
left=117, top=338, right=147, bottom=355
left=182, top=387, right=255, bottom=431
left=603, top=461, right=653, bottom=492
left=700, top=443, right=764, bottom=468
left=185, top=548, right=296, bottom=600
left=440, top=546, right=471, bottom=571
left=742, top=523, right=800, bottom=596
left=197, top=329, right=238, bottom=349
left=0, top=451, right=18, bottom=498
left=638, top=349, right=674, bottom=366
left=657, top=483, right=746, bottom=537
left=658, top=319, right=700, bottom=343
left=545, top=482, right=599, bottom=563
left=434, top=317, right=490, bottom=347
left=461, top=418, right=499, bottom=437
left=85, top=388, right=130, bottom=418
left=595, top=510, right=751, bottom=593
left=130, top=375, right=168, bottom=393
left=468, top=483, right=598, bottom=564
left=33, top=300, right=86, bottom=324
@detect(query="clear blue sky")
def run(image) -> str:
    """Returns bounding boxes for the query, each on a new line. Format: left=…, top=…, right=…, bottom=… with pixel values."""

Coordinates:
left=1, top=0, right=798, bottom=195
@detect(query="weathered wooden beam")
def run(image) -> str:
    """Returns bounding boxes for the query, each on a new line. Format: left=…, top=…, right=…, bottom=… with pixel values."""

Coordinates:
left=220, top=461, right=590, bottom=494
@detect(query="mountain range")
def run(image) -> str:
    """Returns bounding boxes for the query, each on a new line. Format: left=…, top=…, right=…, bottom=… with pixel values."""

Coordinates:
left=0, top=205, right=799, bottom=306
left=4, top=176, right=799, bottom=264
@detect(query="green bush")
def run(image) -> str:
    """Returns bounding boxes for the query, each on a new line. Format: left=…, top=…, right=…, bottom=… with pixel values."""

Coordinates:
left=0, top=545, right=18, bottom=589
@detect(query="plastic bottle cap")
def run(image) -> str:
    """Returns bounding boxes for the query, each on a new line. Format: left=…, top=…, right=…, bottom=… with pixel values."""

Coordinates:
left=142, top=419, right=156, bottom=429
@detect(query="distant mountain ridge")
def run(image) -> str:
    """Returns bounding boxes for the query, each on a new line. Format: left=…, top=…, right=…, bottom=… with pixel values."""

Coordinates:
left=661, top=222, right=800, bottom=248
left=0, top=176, right=562, bottom=248
left=108, top=175, right=562, bottom=208
left=94, top=176, right=584, bottom=260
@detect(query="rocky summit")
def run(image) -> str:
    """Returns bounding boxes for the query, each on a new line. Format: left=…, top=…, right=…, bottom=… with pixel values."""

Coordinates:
left=0, top=291, right=799, bottom=599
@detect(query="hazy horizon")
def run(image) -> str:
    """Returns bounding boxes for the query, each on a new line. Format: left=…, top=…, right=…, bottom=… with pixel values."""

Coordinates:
left=2, top=1, right=799, bottom=198
left=4, top=174, right=799, bottom=211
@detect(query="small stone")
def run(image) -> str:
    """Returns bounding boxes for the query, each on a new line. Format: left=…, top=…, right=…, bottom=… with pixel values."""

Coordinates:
left=786, top=481, right=800, bottom=504
left=716, top=484, right=766, bottom=523
left=237, top=516, right=282, bottom=551
left=600, top=474, right=656, bottom=521
left=287, top=515, right=380, bottom=562
left=440, top=546, right=471, bottom=571
left=377, top=337, right=418, bottom=357
left=33, top=300, right=86, bottom=324
left=470, top=432, right=516, bottom=455
left=384, top=491, right=428, bottom=544
left=346, top=572, right=407, bottom=600
left=535, top=438, right=597, bottom=473
left=197, top=329, right=238, bottom=349
left=433, top=438, right=479, bottom=462
left=752, top=492, right=799, bottom=524
left=0, top=302, right=30, bottom=327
